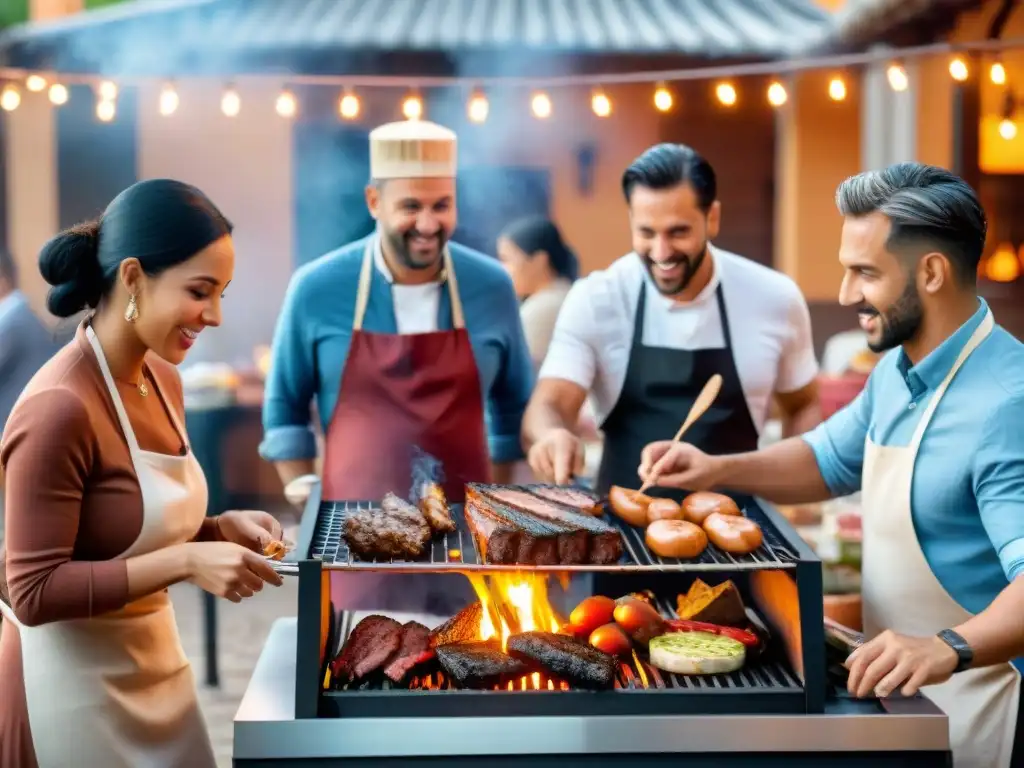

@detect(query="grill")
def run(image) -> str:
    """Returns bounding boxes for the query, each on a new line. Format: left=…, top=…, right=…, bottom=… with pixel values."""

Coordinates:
left=320, top=596, right=804, bottom=719
left=309, top=496, right=798, bottom=572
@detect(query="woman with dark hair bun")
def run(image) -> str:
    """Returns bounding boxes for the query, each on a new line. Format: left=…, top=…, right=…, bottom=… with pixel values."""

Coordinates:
left=0, top=178, right=285, bottom=768
left=497, top=216, right=579, bottom=366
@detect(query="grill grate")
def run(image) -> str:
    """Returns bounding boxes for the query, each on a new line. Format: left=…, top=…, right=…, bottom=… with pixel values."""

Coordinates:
left=309, top=497, right=798, bottom=572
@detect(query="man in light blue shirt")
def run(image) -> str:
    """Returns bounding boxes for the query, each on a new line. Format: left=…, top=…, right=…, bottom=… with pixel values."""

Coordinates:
left=639, top=163, right=1024, bottom=767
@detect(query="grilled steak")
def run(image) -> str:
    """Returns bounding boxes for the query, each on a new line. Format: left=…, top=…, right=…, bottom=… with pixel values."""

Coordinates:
left=464, top=502, right=565, bottom=565
left=430, top=601, right=484, bottom=647
left=331, top=615, right=404, bottom=680
left=529, top=485, right=602, bottom=515
left=383, top=621, right=433, bottom=682
left=469, top=484, right=623, bottom=565
left=344, top=493, right=431, bottom=560
left=507, top=631, right=616, bottom=690
left=436, top=641, right=535, bottom=689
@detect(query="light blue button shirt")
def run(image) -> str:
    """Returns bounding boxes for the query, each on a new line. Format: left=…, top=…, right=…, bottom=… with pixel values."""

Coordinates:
left=259, top=237, right=535, bottom=465
left=804, top=299, right=1024, bottom=635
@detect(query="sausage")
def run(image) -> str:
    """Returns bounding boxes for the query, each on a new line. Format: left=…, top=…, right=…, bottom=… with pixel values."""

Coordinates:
left=646, top=498, right=685, bottom=524
left=681, top=492, right=741, bottom=525
left=568, top=596, right=617, bottom=637
left=703, top=512, right=763, bottom=555
left=613, top=596, right=667, bottom=644
left=645, top=519, right=708, bottom=559
left=589, top=623, right=633, bottom=656
left=608, top=486, right=653, bottom=527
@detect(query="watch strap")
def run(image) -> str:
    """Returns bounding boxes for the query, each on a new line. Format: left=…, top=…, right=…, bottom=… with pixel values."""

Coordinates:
left=937, top=628, right=974, bottom=673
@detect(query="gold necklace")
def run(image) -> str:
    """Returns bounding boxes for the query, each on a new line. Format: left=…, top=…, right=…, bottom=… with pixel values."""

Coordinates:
left=117, top=370, right=149, bottom=397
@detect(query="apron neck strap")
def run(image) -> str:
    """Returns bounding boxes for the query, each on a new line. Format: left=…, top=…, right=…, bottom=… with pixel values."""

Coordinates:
left=85, top=324, right=142, bottom=456
left=909, top=307, right=994, bottom=451
left=353, top=237, right=464, bottom=331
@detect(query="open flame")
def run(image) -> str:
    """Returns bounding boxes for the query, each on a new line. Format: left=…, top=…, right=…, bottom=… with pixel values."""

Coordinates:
left=466, top=572, right=566, bottom=691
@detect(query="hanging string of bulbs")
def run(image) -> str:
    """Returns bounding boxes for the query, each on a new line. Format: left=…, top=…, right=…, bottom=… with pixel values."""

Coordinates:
left=0, top=36, right=1021, bottom=125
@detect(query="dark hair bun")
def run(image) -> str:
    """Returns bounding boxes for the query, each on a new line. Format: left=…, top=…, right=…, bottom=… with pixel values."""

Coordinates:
left=38, top=220, right=104, bottom=317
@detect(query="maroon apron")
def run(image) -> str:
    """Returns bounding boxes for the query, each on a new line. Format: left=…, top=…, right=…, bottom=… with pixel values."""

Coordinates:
left=325, top=237, right=489, bottom=613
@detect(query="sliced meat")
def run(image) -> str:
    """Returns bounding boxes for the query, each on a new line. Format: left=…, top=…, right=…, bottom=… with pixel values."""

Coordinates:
left=429, top=601, right=484, bottom=647
left=417, top=483, right=457, bottom=533
left=383, top=621, right=433, bottom=682
left=529, top=485, right=602, bottom=515
left=464, top=499, right=562, bottom=566
left=436, top=641, right=535, bottom=689
left=507, top=631, right=617, bottom=690
left=470, top=484, right=623, bottom=565
left=344, top=493, right=431, bottom=560
left=331, top=615, right=404, bottom=681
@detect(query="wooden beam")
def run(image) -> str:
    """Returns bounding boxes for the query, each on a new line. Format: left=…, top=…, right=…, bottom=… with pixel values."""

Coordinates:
left=952, top=53, right=981, bottom=191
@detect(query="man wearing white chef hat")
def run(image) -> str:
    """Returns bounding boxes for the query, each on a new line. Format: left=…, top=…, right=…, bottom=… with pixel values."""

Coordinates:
left=260, top=118, right=533, bottom=613
left=642, top=162, right=1024, bottom=767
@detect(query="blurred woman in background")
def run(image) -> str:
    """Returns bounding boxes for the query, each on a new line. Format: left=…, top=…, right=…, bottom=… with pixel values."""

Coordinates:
left=0, top=178, right=284, bottom=768
left=497, top=216, right=579, bottom=367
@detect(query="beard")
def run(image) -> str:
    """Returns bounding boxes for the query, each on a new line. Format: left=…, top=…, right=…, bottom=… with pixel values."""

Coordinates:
left=383, top=225, right=448, bottom=272
left=859, top=280, right=924, bottom=353
left=640, top=243, right=708, bottom=296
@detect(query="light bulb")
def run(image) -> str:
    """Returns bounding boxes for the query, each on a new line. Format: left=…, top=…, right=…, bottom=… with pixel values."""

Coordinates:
left=25, top=74, right=46, bottom=92
left=339, top=92, right=360, bottom=120
left=949, top=57, right=969, bottom=82
left=0, top=85, right=21, bottom=112
left=159, top=84, right=179, bottom=116
left=221, top=88, right=241, bottom=117
left=98, top=80, right=118, bottom=101
left=591, top=90, right=611, bottom=117
left=402, top=94, right=423, bottom=120
left=275, top=90, right=297, bottom=118
left=986, top=242, right=1020, bottom=282
left=991, top=62, right=1007, bottom=85
left=828, top=76, right=847, bottom=101
left=531, top=91, right=552, bottom=119
left=715, top=82, right=737, bottom=106
left=96, top=98, right=116, bottom=122
left=767, top=81, right=787, bottom=107
left=467, top=92, right=488, bottom=123
left=999, top=118, right=1017, bottom=140
left=48, top=83, right=68, bottom=105
left=887, top=64, right=909, bottom=92
left=653, top=85, right=673, bottom=112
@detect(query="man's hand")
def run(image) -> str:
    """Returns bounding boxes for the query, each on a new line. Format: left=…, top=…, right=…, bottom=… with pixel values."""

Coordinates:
left=845, top=630, right=959, bottom=698
left=637, top=442, right=723, bottom=491
left=527, top=428, right=585, bottom=485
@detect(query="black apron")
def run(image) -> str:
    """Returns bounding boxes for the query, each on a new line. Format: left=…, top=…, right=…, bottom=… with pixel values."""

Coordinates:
left=595, top=280, right=760, bottom=503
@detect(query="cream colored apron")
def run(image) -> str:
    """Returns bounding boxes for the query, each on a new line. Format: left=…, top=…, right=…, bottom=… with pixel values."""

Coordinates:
left=860, top=308, right=1020, bottom=768
left=0, top=325, right=216, bottom=767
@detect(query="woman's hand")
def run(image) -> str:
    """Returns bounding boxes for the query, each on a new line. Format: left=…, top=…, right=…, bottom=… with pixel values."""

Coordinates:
left=186, top=542, right=283, bottom=602
left=217, top=510, right=284, bottom=554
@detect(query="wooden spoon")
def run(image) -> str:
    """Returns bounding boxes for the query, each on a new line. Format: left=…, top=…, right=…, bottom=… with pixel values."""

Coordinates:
left=638, top=373, right=724, bottom=494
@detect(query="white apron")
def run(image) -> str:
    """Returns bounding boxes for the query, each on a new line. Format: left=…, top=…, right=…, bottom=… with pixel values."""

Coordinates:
left=0, top=325, right=216, bottom=768
left=860, top=308, right=1020, bottom=768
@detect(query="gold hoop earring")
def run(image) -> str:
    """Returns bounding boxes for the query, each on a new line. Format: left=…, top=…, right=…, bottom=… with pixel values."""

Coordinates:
left=124, top=294, right=139, bottom=324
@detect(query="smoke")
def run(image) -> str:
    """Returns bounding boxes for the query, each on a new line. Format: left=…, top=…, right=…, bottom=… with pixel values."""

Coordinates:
left=409, top=445, right=445, bottom=504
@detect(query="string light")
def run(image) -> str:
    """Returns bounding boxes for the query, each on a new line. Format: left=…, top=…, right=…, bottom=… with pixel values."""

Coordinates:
left=531, top=91, right=552, bottom=119
left=986, top=242, right=1020, bottom=282
left=48, top=83, right=68, bottom=105
left=96, top=98, right=115, bottom=122
left=339, top=89, right=360, bottom=120
left=467, top=89, right=488, bottom=123
left=887, top=63, right=909, bottom=91
left=991, top=61, right=1007, bottom=85
left=999, top=118, right=1017, bottom=139
left=767, top=80, right=788, bottom=107
left=275, top=89, right=297, bottom=118
left=949, top=56, right=969, bottom=82
left=98, top=80, right=117, bottom=101
left=653, top=83, right=673, bottom=111
left=591, top=88, right=612, bottom=117
left=402, top=91, right=423, bottom=120
left=158, top=82, right=179, bottom=116
left=25, top=74, right=46, bottom=92
left=828, top=76, right=847, bottom=101
left=221, top=86, right=241, bottom=117
left=715, top=82, right=737, bottom=106
left=1000, top=90, right=1017, bottom=140
left=0, top=85, right=20, bottom=111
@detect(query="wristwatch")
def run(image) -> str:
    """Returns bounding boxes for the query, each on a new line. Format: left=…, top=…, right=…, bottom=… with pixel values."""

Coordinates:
left=936, top=629, right=974, bottom=673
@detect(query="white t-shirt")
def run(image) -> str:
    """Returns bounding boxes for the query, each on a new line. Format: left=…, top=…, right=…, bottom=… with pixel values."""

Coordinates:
left=537, top=246, right=819, bottom=434
left=373, top=238, right=442, bottom=333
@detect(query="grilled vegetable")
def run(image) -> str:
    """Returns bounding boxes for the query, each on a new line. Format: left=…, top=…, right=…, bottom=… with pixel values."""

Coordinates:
left=608, top=486, right=652, bottom=527
left=613, top=596, right=667, bottom=644
left=666, top=619, right=759, bottom=647
left=568, top=596, right=617, bottom=637
left=648, top=631, right=746, bottom=675
left=676, top=578, right=747, bottom=626
left=589, top=623, right=633, bottom=657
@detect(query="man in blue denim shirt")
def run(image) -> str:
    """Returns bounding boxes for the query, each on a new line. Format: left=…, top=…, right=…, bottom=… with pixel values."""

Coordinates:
left=639, top=163, right=1024, bottom=767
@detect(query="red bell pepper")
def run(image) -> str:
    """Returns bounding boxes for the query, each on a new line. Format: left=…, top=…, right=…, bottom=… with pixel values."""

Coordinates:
left=666, top=619, right=760, bottom=647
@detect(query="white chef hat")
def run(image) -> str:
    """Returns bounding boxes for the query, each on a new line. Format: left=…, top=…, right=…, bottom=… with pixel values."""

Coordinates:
left=369, top=119, right=457, bottom=180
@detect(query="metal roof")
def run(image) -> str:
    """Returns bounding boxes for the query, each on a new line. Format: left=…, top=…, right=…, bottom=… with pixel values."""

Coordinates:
left=0, top=0, right=834, bottom=75
left=820, top=0, right=984, bottom=50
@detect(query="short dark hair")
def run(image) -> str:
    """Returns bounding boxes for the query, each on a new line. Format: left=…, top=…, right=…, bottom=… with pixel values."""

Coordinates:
left=38, top=178, right=233, bottom=318
left=500, top=216, right=579, bottom=282
left=0, top=247, right=15, bottom=285
left=835, top=163, right=987, bottom=286
left=621, top=143, right=717, bottom=211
